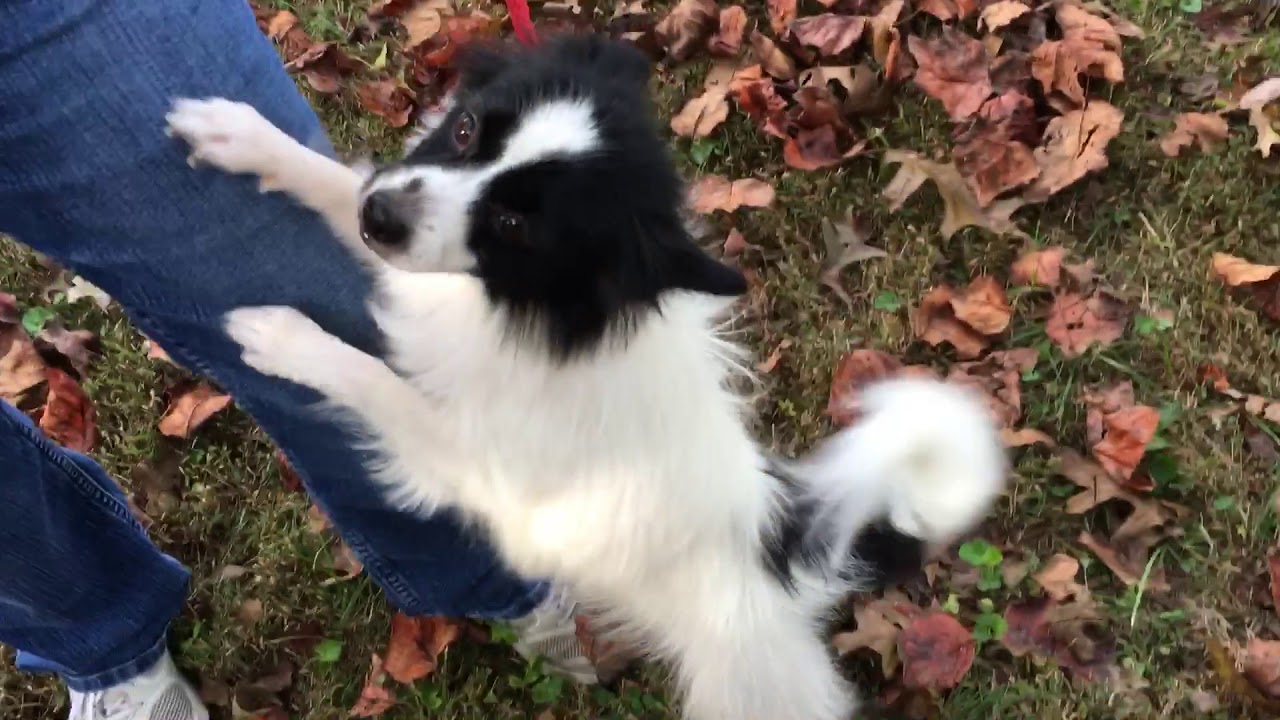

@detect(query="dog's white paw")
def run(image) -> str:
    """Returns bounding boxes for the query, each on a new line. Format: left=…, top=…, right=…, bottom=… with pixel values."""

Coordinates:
left=166, top=98, right=289, bottom=187
left=224, top=306, right=339, bottom=387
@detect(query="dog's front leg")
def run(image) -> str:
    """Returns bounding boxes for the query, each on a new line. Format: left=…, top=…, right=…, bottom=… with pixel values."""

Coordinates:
left=166, top=98, right=374, bottom=263
left=223, top=305, right=463, bottom=504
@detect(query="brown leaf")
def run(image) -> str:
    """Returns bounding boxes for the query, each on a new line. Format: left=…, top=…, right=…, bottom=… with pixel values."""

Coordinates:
left=34, top=326, right=99, bottom=380
left=670, top=63, right=737, bottom=137
left=749, top=30, right=796, bottom=80
left=1033, top=553, right=1087, bottom=601
left=1091, top=405, right=1159, bottom=482
left=1011, top=246, right=1066, bottom=287
left=1245, top=639, right=1280, bottom=701
left=1209, top=638, right=1280, bottom=712
left=238, top=598, right=265, bottom=627
left=755, top=338, right=791, bottom=374
left=144, top=337, right=173, bottom=364
left=899, top=612, right=975, bottom=690
left=131, top=447, right=184, bottom=515
left=383, top=613, right=461, bottom=684
left=1268, top=552, right=1280, bottom=612
left=722, top=227, right=755, bottom=259
left=1078, top=531, right=1148, bottom=588
left=1159, top=112, right=1229, bottom=157
left=330, top=539, right=365, bottom=581
left=912, top=286, right=990, bottom=359
left=766, top=0, right=797, bottom=36
left=402, top=0, right=448, bottom=49
left=832, top=599, right=904, bottom=676
left=356, top=79, right=416, bottom=128
left=158, top=382, right=232, bottom=438
left=274, top=449, right=304, bottom=493
left=1002, top=596, right=1115, bottom=681
left=654, top=0, right=717, bottom=62
left=688, top=175, right=775, bottom=213
left=1002, top=427, right=1056, bottom=447
left=949, top=276, right=1011, bottom=335
left=708, top=6, right=748, bottom=57
left=1025, top=101, right=1124, bottom=201
left=1056, top=449, right=1134, bottom=514
left=820, top=209, right=885, bottom=306
left=908, top=29, right=992, bottom=120
left=790, top=14, right=867, bottom=59
left=827, top=348, right=903, bottom=426
left=38, top=368, right=96, bottom=453
left=1241, top=77, right=1280, bottom=111
left=883, top=150, right=1027, bottom=240
left=1056, top=3, right=1122, bottom=51
left=954, top=124, right=1039, bottom=207
left=917, top=0, right=978, bottom=21
left=0, top=321, right=46, bottom=405
left=1248, top=106, right=1280, bottom=158
left=783, top=124, right=867, bottom=171
left=266, top=11, right=300, bottom=40
left=980, top=1, right=1031, bottom=31
left=1045, top=290, right=1127, bottom=357
left=1030, top=38, right=1124, bottom=111
left=350, top=654, right=397, bottom=717
left=307, top=503, right=333, bottom=534
left=1212, top=253, right=1279, bottom=286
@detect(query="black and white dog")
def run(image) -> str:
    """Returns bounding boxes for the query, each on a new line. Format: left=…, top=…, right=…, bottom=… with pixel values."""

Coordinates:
left=167, top=35, right=1004, bottom=720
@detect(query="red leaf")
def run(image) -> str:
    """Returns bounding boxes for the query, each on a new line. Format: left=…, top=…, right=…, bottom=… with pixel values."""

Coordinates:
left=38, top=368, right=96, bottom=452
left=898, top=611, right=975, bottom=690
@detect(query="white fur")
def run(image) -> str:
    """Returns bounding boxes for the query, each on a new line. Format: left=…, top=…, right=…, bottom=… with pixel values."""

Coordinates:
left=168, top=99, right=1006, bottom=720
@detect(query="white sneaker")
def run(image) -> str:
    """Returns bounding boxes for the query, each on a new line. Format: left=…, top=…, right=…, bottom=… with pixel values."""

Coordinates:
left=67, top=651, right=208, bottom=720
left=510, top=586, right=640, bottom=685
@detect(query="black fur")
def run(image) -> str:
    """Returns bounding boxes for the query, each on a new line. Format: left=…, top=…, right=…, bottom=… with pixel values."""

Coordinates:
left=394, top=35, right=746, bottom=358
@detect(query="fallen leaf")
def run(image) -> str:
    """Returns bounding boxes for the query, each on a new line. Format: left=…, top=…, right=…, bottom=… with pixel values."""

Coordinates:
left=383, top=613, right=461, bottom=684
left=790, top=14, right=867, bottom=58
left=1045, top=290, right=1127, bottom=357
left=755, top=338, right=791, bottom=374
left=820, top=209, right=885, bottom=306
left=1002, top=427, right=1056, bottom=447
left=721, top=227, right=754, bottom=258
left=688, top=175, right=775, bottom=213
left=1091, top=404, right=1159, bottom=482
left=1211, top=253, right=1279, bottom=286
left=266, top=11, right=299, bottom=39
left=980, top=1, right=1031, bottom=31
left=1056, top=3, right=1122, bottom=51
left=670, top=62, right=737, bottom=137
left=402, top=0, right=448, bottom=49
left=1029, top=39, right=1124, bottom=110
left=356, top=79, right=416, bottom=128
left=708, top=6, right=748, bottom=57
left=1025, top=101, right=1124, bottom=201
left=1056, top=449, right=1135, bottom=514
left=913, top=286, right=991, bottom=359
left=1268, top=552, right=1280, bottom=612
left=199, top=678, right=232, bottom=707
left=131, top=447, right=184, bottom=515
left=827, top=349, right=903, bottom=426
left=1240, top=77, right=1280, bottom=110
left=1249, top=107, right=1280, bottom=158
left=217, top=565, right=250, bottom=582
left=350, top=654, right=397, bottom=717
left=38, top=368, right=96, bottom=452
left=0, top=317, right=46, bottom=405
left=1033, top=553, right=1087, bottom=601
left=953, top=119, right=1040, bottom=207
left=34, top=326, right=98, bottom=380
left=783, top=124, right=866, bottom=171
left=158, top=382, right=232, bottom=438
left=883, top=150, right=1028, bottom=239
left=238, top=598, right=265, bottom=627
left=1011, top=246, right=1067, bottom=287
left=307, top=504, right=333, bottom=534
left=1208, top=638, right=1280, bottom=713
left=949, top=276, right=1011, bottom=335
left=917, top=0, right=978, bottom=21
left=749, top=30, right=795, bottom=80
left=66, top=275, right=112, bottom=309
left=275, top=449, right=304, bottom=493
left=1159, top=112, right=1229, bottom=157
left=1246, top=639, right=1280, bottom=700
left=1078, top=498, right=1174, bottom=590
left=330, top=539, right=365, bottom=581
left=654, top=0, right=717, bottom=62
left=143, top=337, right=173, bottom=364
left=833, top=599, right=904, bottom=676
left=1081, top=0, right=1144, bottom=38
left=948, top=348, right=1035, bottom=429
left=898, top=612, right=975, bottom=690
left=766, top=0, right=797, bottom=36
left=908, top=29, right=992, bottom=120
left=1002, top=596, right=1115, bottom=681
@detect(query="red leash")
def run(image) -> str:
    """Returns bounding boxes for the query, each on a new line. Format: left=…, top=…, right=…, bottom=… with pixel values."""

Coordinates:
left=504, top=0, right=539, bottom=46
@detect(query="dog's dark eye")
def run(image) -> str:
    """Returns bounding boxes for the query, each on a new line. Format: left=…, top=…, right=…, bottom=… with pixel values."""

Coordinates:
left=452, top=112, right=477, bottom=150
left=492, top=209, right=526, bottom=242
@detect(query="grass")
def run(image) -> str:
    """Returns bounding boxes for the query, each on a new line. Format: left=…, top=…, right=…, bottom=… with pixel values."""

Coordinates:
left=2, top=0, right=1280, bottom=718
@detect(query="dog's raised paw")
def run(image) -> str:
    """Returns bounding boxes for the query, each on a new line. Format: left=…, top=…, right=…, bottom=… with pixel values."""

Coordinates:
left=224, top=306, right=333, bottom=385
left=165, top=98, right=287, bottom=186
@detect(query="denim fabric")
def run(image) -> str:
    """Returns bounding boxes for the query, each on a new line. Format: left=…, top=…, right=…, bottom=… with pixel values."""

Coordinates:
left=0, top=0, right=543, bottom=691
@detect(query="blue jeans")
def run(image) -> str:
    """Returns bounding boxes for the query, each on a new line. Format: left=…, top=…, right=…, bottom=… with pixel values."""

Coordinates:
left=0, top=0, right=543, bottom=693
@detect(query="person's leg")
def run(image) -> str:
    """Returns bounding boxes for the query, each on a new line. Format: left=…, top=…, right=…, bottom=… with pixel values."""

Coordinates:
left=0, top=0, right=547, bottom=686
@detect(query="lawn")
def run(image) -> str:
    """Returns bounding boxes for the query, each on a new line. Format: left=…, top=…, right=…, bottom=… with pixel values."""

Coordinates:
left=2, top=0, right=1279, bottom=718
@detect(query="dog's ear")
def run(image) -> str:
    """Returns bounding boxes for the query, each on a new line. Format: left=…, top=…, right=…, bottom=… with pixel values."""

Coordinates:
left=659, top=241, right=748, bottom=297
left=454, top=41, right=514, bottom=90
left=549, top=34, right=652, bottom=89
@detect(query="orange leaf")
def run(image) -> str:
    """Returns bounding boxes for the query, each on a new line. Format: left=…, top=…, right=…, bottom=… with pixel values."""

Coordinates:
left=158, top=382, right=232, bottom=438
left=1045, top=291, right=1127, bottom=357
left=1011, top=246, right=1066, bottom=287
left=688, top=175, right=775, bottom=213
left=1091, top=405, right=1159, bottom=481
left=39, top=368, right=96, bottom=453
left=949, top=276, right=1011, bottom=335
left=349, top=654, right=396, bottom=717
left=1211, top=253, right=1280, bottom=286
left=356, top=79, right=416, bottom=128
left=384, top=613, right=461, bottom=684
left=708, top=6, right=748, bottom=57
left=912, top=286, right=990, bottom=359
left=1159, top=112, right=1229, bottom=157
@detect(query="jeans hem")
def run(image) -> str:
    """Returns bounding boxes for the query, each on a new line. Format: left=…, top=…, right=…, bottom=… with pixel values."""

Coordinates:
left=39, top=630, right=167, bottom=693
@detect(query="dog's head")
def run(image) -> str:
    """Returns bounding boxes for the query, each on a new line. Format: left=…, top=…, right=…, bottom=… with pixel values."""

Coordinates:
left=358, top=35, right=745, bottom=356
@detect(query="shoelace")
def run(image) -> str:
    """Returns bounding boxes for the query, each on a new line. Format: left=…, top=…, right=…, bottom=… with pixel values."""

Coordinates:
left=72, top=688, right=134, bottom=720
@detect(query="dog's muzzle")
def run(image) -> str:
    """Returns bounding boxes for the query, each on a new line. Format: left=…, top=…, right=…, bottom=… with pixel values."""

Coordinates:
left=359, top=189, right=419, bottom=249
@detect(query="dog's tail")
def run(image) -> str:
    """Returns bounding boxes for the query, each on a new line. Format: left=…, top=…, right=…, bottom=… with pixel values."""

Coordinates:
left=799, top=377, right=1007, bottom=585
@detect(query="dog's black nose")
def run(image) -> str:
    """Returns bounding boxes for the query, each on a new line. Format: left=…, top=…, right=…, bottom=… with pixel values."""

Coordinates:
left=360, top=190, right=414, bottom=248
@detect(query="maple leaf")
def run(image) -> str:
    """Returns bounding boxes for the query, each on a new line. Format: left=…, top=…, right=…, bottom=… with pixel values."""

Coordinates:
left=1159, top=112, right=1229, bottom=157
left=790, top=14, right=867, bottom=59
left=687, top=175, right=774, bottom=213
left=38, top=368, right=96, bottom=453
left=980, top=1, right=1031, bottom=31
left=654, top=0, right=717, bottom=62
left=384, top=613, right=462, bottom=684
left=1032, top=553, right=1088, bottom=602
left=908, top=29, right=992, bottom=120
left=827, top=349, right=904, bottom=426
left=766, top=0, right=796, bottom=36
left=898, top=612, right=976, bottom=690
left=882, top=150, right=1028, bottom=239
left=1011, top=246, right=1067, bottom=287
left=158, top=381, right=232, bottom=438
left=749, top=30, right=796, bottom=80
left=820, top=209, right=885, bottom=306
left=357, top=79, right=416, bottom=128
left=708, top=6, right=748, bottom=57
left=912, top=286, right=991, bottom=360
left=350, top=654, right=397, bottom=717
left=1045, top=289, right=1127, bottom=357
left=949, top=276, right=1012, bottom=335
